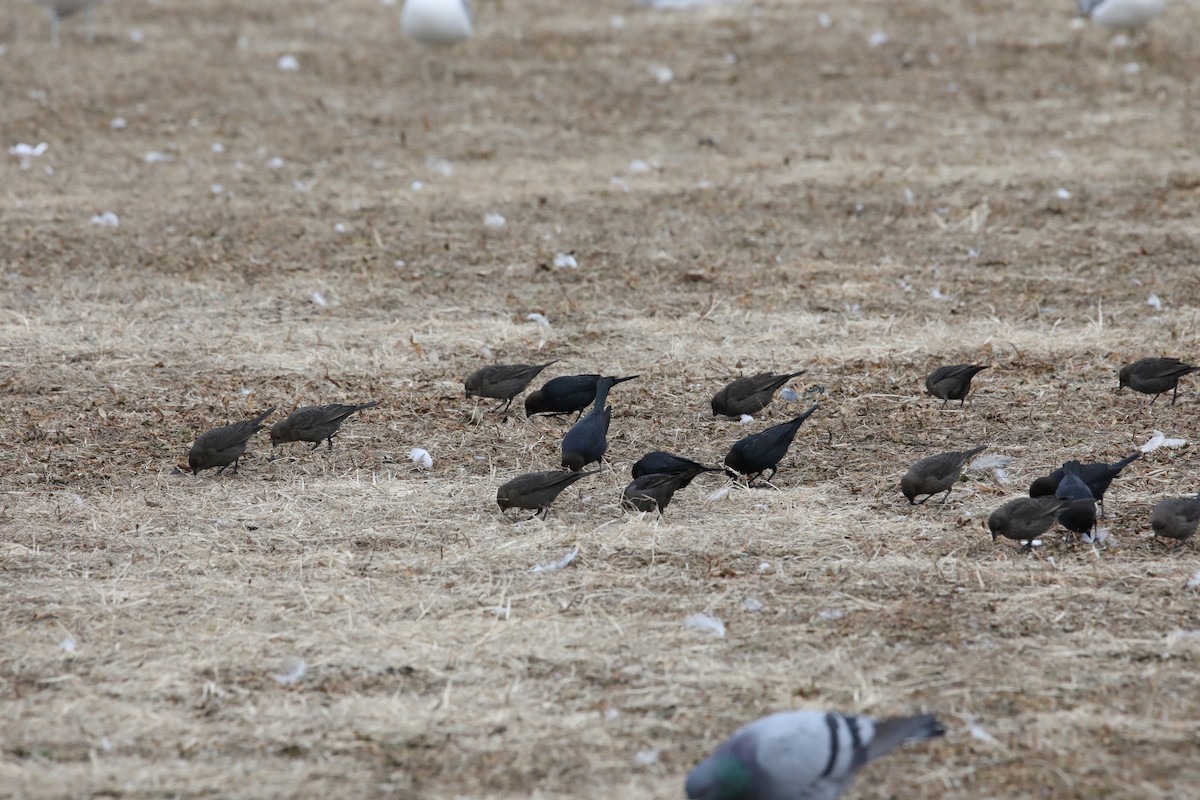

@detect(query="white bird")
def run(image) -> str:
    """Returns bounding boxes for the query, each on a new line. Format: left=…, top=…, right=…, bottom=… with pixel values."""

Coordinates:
left=401, top=0, right=472, bottom=47
left=37, top=0, right=104, bottom=46
left=1078, top=0, right=1167, bottom=32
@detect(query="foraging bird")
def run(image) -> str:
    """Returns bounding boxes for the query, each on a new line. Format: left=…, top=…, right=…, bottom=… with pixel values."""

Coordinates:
left=525, top=374, right=638, bottom=418
left=685, top=709, right=944, bottom=800
left=632, top=450, right=727, bottom=480
left=1149, top=494, right=1200, bottom=545
left=925, top=364, right=988, bottom=406
left=988, top=496, right=1071, bottom=550
left=1054, top=462, right=1098, bottom=535
left=1118, top=357, right=1198, bottom=405
left=38, top=0, right=103, bottom=46
left=269, top=401, right=379, bottom=450
left=561, top=377, right=614, bottom=471
left=900, top=445, right=987, bottom=504
left=464, top=361, right=557, bottom=413
left=402, top=0, right=472, bottom=45
left=622, top=468, right=709, bottom=514
left=724, top=404, right=819, bottom=486
left=1029, top=452, right=1140, bottom=514
left=711, top=370, right=806, bottom=419
left=188, top=407, right=276, bottom=475
left=496, top=469, right=598, bottom=518
left=1078, top=0, right=1167, bottom=32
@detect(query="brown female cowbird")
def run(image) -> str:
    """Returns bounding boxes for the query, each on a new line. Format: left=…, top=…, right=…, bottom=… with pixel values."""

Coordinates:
left=622, top=468, right=710, bottom=514
left=496, top=469, right=599, bottom=518
left=988, top=496, right=1071, bottom=550
left=189, top=406, right=276, bottom=475
left=1149, top=494, right=1200, bottom=545
left=1029, top=451, right=1140, bottom=515
left=632, top=451, right=728, bottom=479
left=925, top=364, right=988, bottom=406
left=464, top=361, right=558, bottom=413
left=1054, top=462, right=1097, bottom=535
left=561, top=377, right=615, bottom=471
left=724, top=404, right=819, bottom=486
left=270, top=401, right=379, bottom=450
left=900, top=445, right=987, bottom=504
left=525, top=374, right=638, bottom=418
left=711, top=370, right=806, bottom=418
left=1118, top=357, right=1198, bottom=405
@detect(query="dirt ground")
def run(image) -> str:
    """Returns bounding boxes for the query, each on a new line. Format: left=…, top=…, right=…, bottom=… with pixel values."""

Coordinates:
left=2, top=0, right=1200, bottom=797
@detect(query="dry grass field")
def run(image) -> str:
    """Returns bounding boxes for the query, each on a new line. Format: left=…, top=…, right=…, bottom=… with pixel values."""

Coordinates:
left=3, top=0, right=1200, bottom=797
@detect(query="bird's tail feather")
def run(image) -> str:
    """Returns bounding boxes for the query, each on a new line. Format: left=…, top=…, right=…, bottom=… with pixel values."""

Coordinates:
left=867, top=714, right=945, bottom=763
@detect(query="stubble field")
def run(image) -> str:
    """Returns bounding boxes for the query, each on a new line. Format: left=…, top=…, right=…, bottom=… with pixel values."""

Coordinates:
left=2, top=0, right=1200, bottom=797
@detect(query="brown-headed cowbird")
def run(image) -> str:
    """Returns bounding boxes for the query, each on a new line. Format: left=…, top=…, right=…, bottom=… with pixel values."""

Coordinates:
left=925, top=364, right=988, bottom=406
left=189, top=406, right=276, bottom=475
left=1149, top=494, right=1200, bottom=545
left=622, top=468, right=710, bottom=514
left=464, top=361, right=558, bottom=413
left=561, top=377, right=614, bottom=471
left=1029, top=451, right=1140, bottom=515
left=525, top=374, right=638, bottom=418
left=724, top=404, right=819, bottom=486
left=631, top=451, right=728, bottom=480
left=1118, top=357, right=1198, bottom=405
left=711, top=370, right=806, bottom=418
left=270, top=401, right=379, bottom=450
left=988, top=496, right=1071, bottom=550
left=900, top=445, right=987, bottom=504
left=1054, top=461, right=1097, bottom=535
left=496, top=469, right=599, bottom=518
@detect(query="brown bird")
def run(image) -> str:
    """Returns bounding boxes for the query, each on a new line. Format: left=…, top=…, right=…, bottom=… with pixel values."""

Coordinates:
left=925, top=364, right=988, bottom=406
left=622, top=468, right=710, bottom=514
left=988, top=496, right=1071, bottom=550
left=1118, top=357, right=1198, bottom=405
left=1149, top=494, right=1200, bottom=546
left=269, top=401, right=379, bottom=450
left=711, top=370, right=806, bottom=418
left=464, top=361, right=558, bottom=413
left=496, top=469, right=599, bottom=518
left=189, top=407, right=276, bottom=475
left=900, top=445, right=987, bottom=504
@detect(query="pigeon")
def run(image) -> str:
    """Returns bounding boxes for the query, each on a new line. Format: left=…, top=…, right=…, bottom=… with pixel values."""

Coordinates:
left=269, top=401, right=379, bottom=450
left=525, top=374, right=638, bottom=418
left=1078, top=0, right=1167, bottom=32
left=632, top=451, right=728, bottom=480
left=561, top=377, right=615, bottom=471
left=402, top=0, right=472, bottom=46
left=1028, top=452, right=1140, bottom=515
left=1149, top=494, right=1200, bottom=545
left=988, top=496, right=1072, bottom=550
left=1118, top=357, right=1198, bottom=405
left=1053, top=461, right=1098, bottom=535
left=188, top=407, right=276, bottom=476
left=496, top=469, right=599, bottom=518
left=464, top=361, right=558, bottom=413
left=622, top=468, right=709, bottom=514
left=925, top=364, right=988, bottom=406
left=711, top=370, right=806, bottom=419
left=38, top=0, right=103, bottom=46
left=685, top=709, right=944, bottom=800
left=900, top=445, right=987, bottom=504
left=724, top=404, right=819, bottom=486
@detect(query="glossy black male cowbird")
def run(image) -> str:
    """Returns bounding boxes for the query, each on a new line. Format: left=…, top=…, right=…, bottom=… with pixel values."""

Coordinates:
left=900, top=445, right=987, bottom=504
left=1119, top=357, right=1198, bottom=405
left=496, top=469, right=599, bottom=518
left=189, top=406, right=276, bottom=475
left=1029, top=452, right=1140, bottom=515
left=270, top=401, right=379, bottom=450
left=525, top=374, right=638, bottom=418
left=464, top=361, right=558, bottom=413
left=711, top=370, right=806, bottom=418
left=631, top=451, right=729, bottom=480
left=988, top=496, right=1071, bottom=550
left=724, top=404, right=819, bottom=486
left=1150, top=494, right=1200, bottom=546
left=925, top=364, right=988, bottom=406
left=1053, top=461, right=1098, bottom=535
left=622, top=468, right=710, bottom=514
left=561, top=377, right=615, bottom=471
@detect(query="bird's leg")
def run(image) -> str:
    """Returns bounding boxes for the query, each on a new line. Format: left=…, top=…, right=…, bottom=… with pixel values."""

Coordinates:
left=941, top=398, right=948, bottom=409
left=1020, top=540, right=1034, bottom=552
left=765, top=467, right=778, bottom=483
left=940, top=488, right=954, bottom=504
left=1172, top=385, right=1179, bottom=405
left=326, top=434, right=336, bottom=450
left=916, top=495, right=931, bottom=505
left=231, top=458, right=241, bottom=475
left=309, top=441, right=322, bottom=451
left=216, top=465, right=228, bottom=476
left=1149, top=392, right=1160, bottom=407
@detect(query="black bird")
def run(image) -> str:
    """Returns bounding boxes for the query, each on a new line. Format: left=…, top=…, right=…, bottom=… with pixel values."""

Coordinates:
left=1054, top=461, right=1098, bottom=535
left=1119, top=357, right=1198, bottom=405
left=925, top=364, right=988, bottom=406
left=525, top=374, right=638, bottom=418
left=189, top=406, right=276, bottom=475
left=631, top=451, right=728, bottom=480
left=561, top=377, right=615, bottom=471
left=496, top=469, right=599, bottom=518
left=1149, top=494, right=1200, bottom=546
left=270, top=401, right=379, bottom=450
left=988, top=496, right=1071, bottom=550
left=622, top=468, right=710, bottom=514
left=711, top=370, right=806, bottom=418
left=900, top=445, right=987, bottom=504
left=1029, top=451, right=1140, bottom=515
left=464, top=361, right=558, bottom=413
left=724, top=404, right=819, bottom=486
